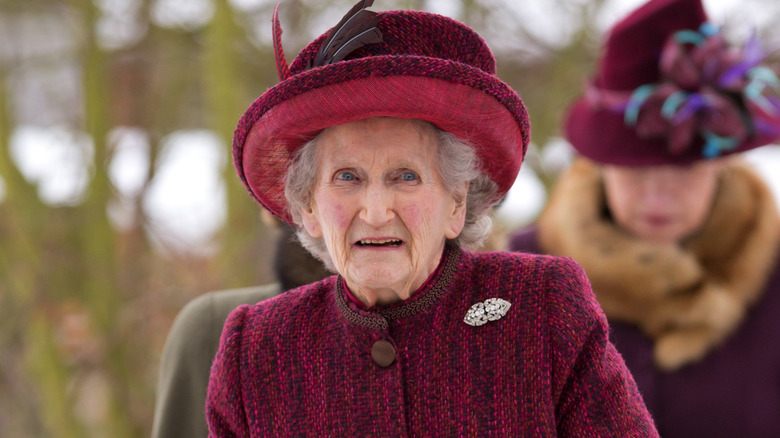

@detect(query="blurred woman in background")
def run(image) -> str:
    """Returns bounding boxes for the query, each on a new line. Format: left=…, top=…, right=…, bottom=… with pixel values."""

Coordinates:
left=510, top=0, right=780, bottom=436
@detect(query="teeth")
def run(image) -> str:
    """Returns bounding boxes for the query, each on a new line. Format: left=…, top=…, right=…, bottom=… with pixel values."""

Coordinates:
left=359, top=239, right=402, bottom=245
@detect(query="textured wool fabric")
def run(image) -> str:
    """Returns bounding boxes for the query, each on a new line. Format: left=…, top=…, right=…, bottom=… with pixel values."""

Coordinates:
left=234, top=8, right=529, bottom=223
left=206, top=245, right=658, bottom=437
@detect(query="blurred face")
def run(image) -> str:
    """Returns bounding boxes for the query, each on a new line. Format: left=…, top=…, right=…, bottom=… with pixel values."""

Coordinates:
left=602, top=160, right=725, bottom=244
left=301, top=117, right=467, bottom=306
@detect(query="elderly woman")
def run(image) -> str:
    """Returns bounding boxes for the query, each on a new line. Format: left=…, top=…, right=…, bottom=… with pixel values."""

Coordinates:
left=510, top=0, right=780, bottom=436
left=206, top=1, right=658, bottom=436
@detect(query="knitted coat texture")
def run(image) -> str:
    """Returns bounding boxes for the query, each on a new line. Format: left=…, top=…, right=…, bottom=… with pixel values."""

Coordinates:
left=206, top=245, right=658, bottom=437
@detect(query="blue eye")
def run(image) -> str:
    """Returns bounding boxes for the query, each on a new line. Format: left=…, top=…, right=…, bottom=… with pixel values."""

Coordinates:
left=401, top=171, right=418, bottom=182
left=336, top=171, right=357, bottom=181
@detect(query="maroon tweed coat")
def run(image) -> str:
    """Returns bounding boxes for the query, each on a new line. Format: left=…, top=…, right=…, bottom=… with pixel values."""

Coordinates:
left=206, top=245, right=658, bottom=437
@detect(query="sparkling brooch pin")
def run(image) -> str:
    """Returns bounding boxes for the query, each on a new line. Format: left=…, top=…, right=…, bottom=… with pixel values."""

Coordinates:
left=463, top=298, right=512, bottom=326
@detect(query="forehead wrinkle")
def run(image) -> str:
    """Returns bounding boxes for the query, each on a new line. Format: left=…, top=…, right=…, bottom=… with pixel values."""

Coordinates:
left=318, top=117, right=441, bottom=173
left=325, top=147, right=422, bottom=170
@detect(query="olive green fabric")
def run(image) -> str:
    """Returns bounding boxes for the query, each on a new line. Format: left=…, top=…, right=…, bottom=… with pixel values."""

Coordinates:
left=151, top=284, right=281, bottom=438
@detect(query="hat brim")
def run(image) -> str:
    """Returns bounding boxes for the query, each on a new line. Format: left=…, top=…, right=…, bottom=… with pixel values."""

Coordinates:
left=565, top=96, right=773, bottom=167
left=234, top=56, right=529, bottom=223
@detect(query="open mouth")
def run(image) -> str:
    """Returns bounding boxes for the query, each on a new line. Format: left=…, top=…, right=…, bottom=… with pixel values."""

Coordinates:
left=356, top=239, right=403, bottom=247
left=643, top=215, right=671, bottom=227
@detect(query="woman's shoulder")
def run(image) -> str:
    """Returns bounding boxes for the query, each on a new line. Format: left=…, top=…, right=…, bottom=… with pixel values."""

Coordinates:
left=236, top=275, right=338, bottom=323
left=465, top=249, right=587, bottom=281
left=462, top=250, right=599, bottom=318
left=214, top=277, right=339, bottom=366
left=464, top=251, right=609, bottom=358
left=225, top=276, right=339, bottom=335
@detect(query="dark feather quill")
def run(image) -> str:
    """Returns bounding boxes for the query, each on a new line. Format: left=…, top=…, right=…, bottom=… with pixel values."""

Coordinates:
left=272, top=3, right=291, bottom=81
left=310, top=0, right=383, bottom=68
left=328, top=27, right=383, bottom=65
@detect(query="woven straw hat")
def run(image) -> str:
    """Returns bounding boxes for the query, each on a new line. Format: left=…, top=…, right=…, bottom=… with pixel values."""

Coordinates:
left=232, top=1, right=530, bottom=222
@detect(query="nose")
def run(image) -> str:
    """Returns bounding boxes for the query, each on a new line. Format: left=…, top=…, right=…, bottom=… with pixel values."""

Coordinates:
left=359, top=182, right=395, bottom=227
left=639, top=170, right=676, bottom=205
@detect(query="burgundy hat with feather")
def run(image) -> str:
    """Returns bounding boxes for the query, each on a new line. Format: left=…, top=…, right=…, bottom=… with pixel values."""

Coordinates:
left=233, top=0, right=530, bottom=223
left=566, top=0, right=780, bottom=166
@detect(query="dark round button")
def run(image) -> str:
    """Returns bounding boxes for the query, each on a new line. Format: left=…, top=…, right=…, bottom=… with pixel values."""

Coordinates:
left=371, top=340, right=396, bottom=367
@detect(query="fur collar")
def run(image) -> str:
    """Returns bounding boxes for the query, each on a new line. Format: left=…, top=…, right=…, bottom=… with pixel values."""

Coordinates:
left=537, top=158, right=780, bottom=371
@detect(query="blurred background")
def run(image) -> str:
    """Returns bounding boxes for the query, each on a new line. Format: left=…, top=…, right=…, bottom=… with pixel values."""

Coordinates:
left=1, top=0, right=778, bottom=436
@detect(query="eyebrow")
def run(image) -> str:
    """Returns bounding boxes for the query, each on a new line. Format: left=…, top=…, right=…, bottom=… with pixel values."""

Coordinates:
left=325, top=158, right=422, bottom=170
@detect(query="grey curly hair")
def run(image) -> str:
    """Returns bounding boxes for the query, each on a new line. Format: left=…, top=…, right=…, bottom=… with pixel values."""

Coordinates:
left=284, top=122, right=500, bottom=271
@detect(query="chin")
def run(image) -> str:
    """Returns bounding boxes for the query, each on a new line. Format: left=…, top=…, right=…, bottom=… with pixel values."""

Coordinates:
left=350, top=267, right=408, bottom=289
left=637, top=230, right=683, bottom=245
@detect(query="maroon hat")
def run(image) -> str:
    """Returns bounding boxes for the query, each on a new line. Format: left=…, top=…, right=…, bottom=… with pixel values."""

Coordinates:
left=566, top=0, right=780, bottom=166
left=233, top=1, right=530, bottom=223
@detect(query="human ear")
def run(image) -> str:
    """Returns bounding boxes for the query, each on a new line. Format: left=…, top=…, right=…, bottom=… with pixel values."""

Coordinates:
left=445, top=183, right=469, bottom=239
left=300, top=204, right=323, bottom=238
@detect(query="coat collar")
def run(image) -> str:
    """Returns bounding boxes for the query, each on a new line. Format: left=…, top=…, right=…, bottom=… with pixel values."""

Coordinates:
left=334, top=243, right=462, bottom=331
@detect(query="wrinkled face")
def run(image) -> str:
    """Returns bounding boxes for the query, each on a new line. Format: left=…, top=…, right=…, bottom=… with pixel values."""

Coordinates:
left=301, top=117, right=467, bottom=306
left=602, top=160, right=725, bottom=244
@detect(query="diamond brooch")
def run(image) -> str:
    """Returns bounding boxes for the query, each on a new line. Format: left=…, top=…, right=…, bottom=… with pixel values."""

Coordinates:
left=463, top=298, right=512, bottom=326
